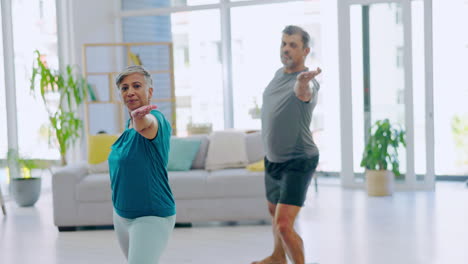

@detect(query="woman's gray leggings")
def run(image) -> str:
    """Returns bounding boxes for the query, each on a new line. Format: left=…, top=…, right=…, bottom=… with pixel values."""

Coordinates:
left=113, top=211, right=176, bottom=264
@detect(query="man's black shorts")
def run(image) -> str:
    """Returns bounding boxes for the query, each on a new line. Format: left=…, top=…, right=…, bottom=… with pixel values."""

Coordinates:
left=264, top=155, right=319, bottom=207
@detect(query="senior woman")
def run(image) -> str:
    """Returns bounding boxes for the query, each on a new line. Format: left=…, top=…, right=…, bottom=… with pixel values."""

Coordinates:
left=108, top=65, right=175, bottom=264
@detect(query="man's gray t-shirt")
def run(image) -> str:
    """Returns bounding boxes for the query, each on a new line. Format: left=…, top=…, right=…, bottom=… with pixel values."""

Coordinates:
left=261, top=68, right=320, bottom=163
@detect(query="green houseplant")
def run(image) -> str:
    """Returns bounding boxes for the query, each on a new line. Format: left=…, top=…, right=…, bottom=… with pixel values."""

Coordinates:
left=360, top=119, right=406, bottom=196
left=30, top=50, right=93, bottom=165
left=6, top=149, right=48, bottom=206
left=452, top=114, right=468, bottom=167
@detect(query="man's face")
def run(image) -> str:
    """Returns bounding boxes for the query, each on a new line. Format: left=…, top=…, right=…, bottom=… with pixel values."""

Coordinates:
left=280, top=33, right=310, bottom=69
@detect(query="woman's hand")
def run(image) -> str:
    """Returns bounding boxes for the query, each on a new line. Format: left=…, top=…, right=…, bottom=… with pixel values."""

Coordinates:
left=131, top=105, right=158, bottom=120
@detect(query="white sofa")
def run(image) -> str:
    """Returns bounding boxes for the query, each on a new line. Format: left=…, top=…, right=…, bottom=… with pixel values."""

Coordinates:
left=52, top=132, right=270, bottom=231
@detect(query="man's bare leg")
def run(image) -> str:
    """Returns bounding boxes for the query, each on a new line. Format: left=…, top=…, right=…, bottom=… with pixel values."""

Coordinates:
left=275, top=203, right=303, bottom=264
left=251, top=202, right=287, bottom=264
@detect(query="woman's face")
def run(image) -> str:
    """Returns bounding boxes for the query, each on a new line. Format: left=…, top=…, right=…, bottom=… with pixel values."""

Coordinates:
left=118, top=73, right=153, bottom=111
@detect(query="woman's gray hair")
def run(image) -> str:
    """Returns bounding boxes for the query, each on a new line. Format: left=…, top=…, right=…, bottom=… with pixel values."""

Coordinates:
left=115, top=65, right=153, bottom=88
left=282, top=25, right=310, bottom=49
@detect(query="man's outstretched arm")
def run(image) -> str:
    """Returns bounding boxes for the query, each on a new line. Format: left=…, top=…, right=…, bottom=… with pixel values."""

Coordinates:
left=294, top=67, right=322, bottom=102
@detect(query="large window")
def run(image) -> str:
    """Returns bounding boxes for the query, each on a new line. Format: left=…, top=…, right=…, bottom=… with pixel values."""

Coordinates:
left=12, top=0, right=59, bottom=159
left=0, top=5, right=6, bottom=160
left=121, top=0, right=219, bottom=9
left=171, top=11, right=224, bottom=135
left=121, top=0, right=340, bottom=171
left=342, top=0, right=467, bottom=183
left=117, top=0, right=464, bottom=178
left=433, top=0, right=468, bottom=176
left=0, top=4, right=8, bottom=195
left=350, top=4, right=407, bottom=177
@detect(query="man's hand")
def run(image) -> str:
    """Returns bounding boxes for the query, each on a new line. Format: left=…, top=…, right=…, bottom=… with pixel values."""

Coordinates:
left=131, top=104, right=157, bottom=120
left=296, top=67, right=322, bottom=84
left=294, top=67, right=322, bottom=102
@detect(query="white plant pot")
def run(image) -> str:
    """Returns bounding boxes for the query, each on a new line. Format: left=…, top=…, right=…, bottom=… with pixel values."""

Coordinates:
left=365, top=170, right=394, bottom=196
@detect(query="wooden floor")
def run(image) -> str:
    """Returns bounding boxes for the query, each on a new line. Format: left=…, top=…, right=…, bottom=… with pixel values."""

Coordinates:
left=1, top=178, right=467, bottom=264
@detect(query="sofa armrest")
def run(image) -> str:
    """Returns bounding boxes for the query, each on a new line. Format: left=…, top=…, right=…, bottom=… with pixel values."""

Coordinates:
left=52, top=161, right=89, bottom=227
left=52, top=161, right=89, bottom=182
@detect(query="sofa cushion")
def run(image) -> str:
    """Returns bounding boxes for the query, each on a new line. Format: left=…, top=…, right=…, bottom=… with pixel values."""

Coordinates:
left=167, top=138, right=201, bottom=171
left=187, top=135, right=210, bottom=169
left=76, top=173, right=111, bottom=202
left=245, top=131, right=264, bottom=163
left=168, top=170, right=209, bottom=199
left=205, top=131, right=249, bottom=170
left=206, top=169, right=265, bottom=198
left=88, top=161, right=109, bottom=173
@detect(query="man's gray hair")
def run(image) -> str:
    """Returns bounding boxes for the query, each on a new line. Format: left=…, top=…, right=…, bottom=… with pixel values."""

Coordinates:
left=115, top=65, right=153, bottom=88
left=282, top=25, right=310, bottom=49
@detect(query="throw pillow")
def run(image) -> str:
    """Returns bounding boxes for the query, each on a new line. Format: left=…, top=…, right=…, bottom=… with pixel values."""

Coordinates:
left=246, top=160, right=265, bottom=172
left=167, top=138, right=202, bottom=171
left=245, top=131, right=264, bottom=164
left=205, top=130, right=249, bottom=171
left=188, top=135, right=210, bottom=169
left=88, top=134, right=119, bottom=165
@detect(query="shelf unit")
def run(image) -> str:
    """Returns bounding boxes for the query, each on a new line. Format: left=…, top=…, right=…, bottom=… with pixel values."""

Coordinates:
left=82, top=42, right=176, bottom=138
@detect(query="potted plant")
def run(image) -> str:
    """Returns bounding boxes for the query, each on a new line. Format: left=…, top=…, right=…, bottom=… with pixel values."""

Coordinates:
left=30, top=50, right=93, bottom=165
left=360, top=119, right=406, bottom=196
left=186, top=121, right=213, bottom=135
left=248, top=98, right=261, bottom=119
left=6, top=149, right=48, bottom=207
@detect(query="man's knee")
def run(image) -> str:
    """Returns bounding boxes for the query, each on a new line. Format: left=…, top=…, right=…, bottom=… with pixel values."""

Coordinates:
left=275, top=218, right=294, bottom=236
